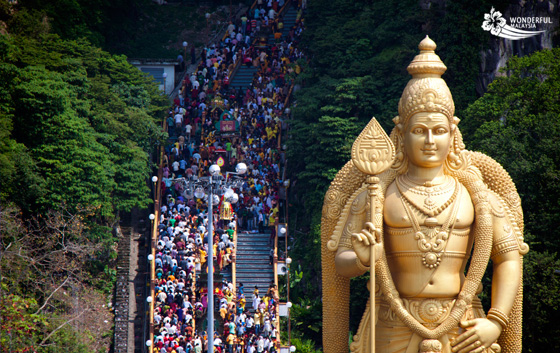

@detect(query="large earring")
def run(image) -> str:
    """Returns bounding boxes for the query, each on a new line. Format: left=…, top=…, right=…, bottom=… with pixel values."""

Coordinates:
left=390, top=123, right=407, bottom=174
left=445, top=129, right=467, bottom=173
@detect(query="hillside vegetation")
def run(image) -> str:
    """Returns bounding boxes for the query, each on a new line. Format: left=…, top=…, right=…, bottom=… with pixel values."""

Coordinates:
left=0, top=1, right=168, bottom=351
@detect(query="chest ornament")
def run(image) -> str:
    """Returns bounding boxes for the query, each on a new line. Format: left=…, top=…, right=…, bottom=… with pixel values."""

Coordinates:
left=396, top=176, right=462, bottom=269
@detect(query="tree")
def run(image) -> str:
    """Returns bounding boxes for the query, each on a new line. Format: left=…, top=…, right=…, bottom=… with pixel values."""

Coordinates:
left=0, top=9, right=168, bottom=351
left=0, top=203, right=115, bottom=353
left=0, top=33, right=167, bottom=217
left=462, top=48, right=560, bottom=254
left=461, top=48, right=560, bottom=353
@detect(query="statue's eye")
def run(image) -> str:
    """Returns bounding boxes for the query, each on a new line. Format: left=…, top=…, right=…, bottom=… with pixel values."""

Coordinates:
left=434, top=127, right=447, bottom=135
left=413, top=127, right=424, bottom=134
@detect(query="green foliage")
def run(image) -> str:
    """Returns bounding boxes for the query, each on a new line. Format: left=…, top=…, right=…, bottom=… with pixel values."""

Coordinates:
left=290, top=338, right=323, bottom=353
left=7, top=0, right=135, bottom=47
left=38, top=326, right=92, bottom=353
left=462, top=48, right=560, bottom=254
left=0, top=33, right=167, bottom=217
left=84, top=223, right=119, bottom=294
left=0, top=292, right=45, bottom=353
left=459, top=48, right=560, bottom=352
left=100, top=0, right=206, bottom=58
left=0, top=6, right=167, bottom=350
left=0, top=290, right=103, bottom=353
left=1, top=203, right=115, bottom=353
left=283, top=298, right=323, bottom=351
left=288, top=77, right=362, bottom=213
left=290, top=299, right=322, bottom=343
left=522, top=250, right=560, bottom=352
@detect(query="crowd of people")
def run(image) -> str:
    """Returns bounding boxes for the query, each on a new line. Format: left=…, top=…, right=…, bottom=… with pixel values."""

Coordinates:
left=151, top=0, right=306, bottom=351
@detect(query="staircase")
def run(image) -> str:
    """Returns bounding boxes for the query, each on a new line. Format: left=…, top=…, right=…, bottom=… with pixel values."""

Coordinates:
left=268, top=7, right=299, bottom=45
left=234, top=232, right=274, bottom=311
left=229, top=65, right=258, bottom=92
left=228, top=7, right=299, bottom=91
left=114, top=227, right=131, bottom=353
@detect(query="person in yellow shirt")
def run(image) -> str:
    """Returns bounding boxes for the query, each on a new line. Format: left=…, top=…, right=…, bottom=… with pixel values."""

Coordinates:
left=237, top=337, right=245, bottom=353
left=269, top=207, right=278, bottom=246
left=199, top=249, right=207, bottom=265
left=213, top=243, right=218, bottom=261
left=226, top=290, right=234, bottom=304
left=254, top=310, right=262, bottom=336
left=268, top=211, right=276, bottom=228
left=227, top=333, right=236, bottom=353
left=224, top=247, right=232, bottom=267
left=239, top=295, right=246, bottom=311
left=220, top=306, right=228, bottom=320
left=271, top=205, right=279, bottom=218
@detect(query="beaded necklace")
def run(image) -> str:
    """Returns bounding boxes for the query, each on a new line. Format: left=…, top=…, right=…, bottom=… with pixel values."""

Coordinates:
left=396, top=175, right=458, bottom=218
left=395, top=176, right=462, bottom=269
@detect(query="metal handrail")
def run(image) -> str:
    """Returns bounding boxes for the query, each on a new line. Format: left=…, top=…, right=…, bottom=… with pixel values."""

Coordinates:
left=148, top=113, right=165, bottom=353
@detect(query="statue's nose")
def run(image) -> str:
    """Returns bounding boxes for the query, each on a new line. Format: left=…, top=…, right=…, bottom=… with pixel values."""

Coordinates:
left=425, top=129, right=436, bottom=144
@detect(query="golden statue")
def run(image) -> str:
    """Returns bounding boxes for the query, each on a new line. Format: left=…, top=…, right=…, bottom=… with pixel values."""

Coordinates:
left=321, top=36, right=528, bottom=353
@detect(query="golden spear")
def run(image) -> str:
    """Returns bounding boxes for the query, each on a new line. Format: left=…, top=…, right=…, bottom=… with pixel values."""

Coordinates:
left=351, top=117, right=395, bottom=352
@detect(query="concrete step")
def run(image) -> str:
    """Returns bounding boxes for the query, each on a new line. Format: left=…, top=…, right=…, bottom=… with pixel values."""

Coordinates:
left=237, top=240, right=270, bottom=244
left=236, top=245, right=270, bottom=249
left=236, top=258, right=270, bottom=264
left=237, top=277, right=273, bottom=282
left=235, top=229, right=274, bottom=299
left=237, top=243, right=270, bottom=249
left=237, top=252, right=271, bottom=258
left=237, top=244, right=270, bottom=249
left=238, top=233, right=270, bottom=238
left=236, top=267, right=273, bottom=274
left=236, top=267, right=273, bottom=273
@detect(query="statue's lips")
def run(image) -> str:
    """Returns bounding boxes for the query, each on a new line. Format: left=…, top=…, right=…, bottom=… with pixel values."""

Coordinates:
left=422, top=149, right=437, bottom=155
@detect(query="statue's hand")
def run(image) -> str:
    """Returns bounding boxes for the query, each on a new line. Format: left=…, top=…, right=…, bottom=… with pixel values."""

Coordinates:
left=351, top=222, right=383, bottom=267
left=450, top=318, right=502, bottom=353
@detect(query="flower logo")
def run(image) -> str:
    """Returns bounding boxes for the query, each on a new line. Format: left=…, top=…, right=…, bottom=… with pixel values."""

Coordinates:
left=480, top=7, right=545, bottom=40
left=481, top=7, right=506, bottom=35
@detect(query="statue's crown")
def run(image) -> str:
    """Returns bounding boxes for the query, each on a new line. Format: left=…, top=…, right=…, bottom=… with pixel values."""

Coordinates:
left=397, top=36, right=455, bottom=125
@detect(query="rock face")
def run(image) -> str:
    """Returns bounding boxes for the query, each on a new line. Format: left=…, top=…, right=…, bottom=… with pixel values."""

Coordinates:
left=477, top=0, right=559, bottom=95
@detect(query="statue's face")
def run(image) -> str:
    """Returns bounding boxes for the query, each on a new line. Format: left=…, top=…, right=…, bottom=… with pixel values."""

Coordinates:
left=404, top=112, right=451, bottom=169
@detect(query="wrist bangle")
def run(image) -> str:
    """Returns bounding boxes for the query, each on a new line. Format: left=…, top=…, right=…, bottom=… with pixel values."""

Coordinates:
left=355, top=257, right=370, bottom=272
left=487, top=308, right=509, bottom=329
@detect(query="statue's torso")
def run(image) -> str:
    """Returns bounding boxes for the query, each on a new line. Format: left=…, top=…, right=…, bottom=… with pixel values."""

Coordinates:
left=383, top=176, right=474, bottom=298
